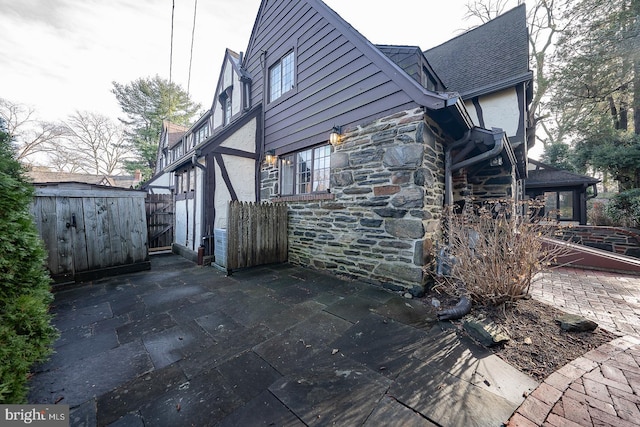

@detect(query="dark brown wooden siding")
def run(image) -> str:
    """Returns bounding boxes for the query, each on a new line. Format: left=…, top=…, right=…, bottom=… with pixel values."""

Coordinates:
left=377, top=46, right=446, bottom=93
left=244, top=0, right=418, bottom=155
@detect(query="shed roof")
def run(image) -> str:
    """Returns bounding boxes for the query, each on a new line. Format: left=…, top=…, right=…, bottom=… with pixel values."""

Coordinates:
left=424, top=4, right=531, bottom=98
left=526, top=160, right=600, bottom=188
left=27, top=169, right=113, bottom=186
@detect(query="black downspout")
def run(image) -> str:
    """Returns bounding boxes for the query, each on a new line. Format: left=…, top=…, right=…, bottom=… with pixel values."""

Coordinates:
left=445, top=128, right=506, bottom=206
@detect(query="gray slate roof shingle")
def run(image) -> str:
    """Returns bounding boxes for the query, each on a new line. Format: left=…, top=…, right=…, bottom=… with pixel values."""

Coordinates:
left=526, top=160, right=600, bottom=188
left=424, top=4, right=530, bottom=98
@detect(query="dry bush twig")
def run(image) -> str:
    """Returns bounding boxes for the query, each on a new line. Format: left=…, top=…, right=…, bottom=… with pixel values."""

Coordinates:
left=433, top=199, right=573, bottom=306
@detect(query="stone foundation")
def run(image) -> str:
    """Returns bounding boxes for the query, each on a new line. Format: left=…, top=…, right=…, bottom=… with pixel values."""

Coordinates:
left=262, top=108, right=445, bottom=292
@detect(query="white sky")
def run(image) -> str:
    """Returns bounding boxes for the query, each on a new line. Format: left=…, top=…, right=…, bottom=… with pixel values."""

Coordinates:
left=0, top=0, right=480, bottom=124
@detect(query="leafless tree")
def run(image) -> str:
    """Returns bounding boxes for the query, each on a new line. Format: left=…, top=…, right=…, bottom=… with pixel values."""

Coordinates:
left=0, top=98, right=68, bottom=163
left=57, top=111, right=133, bottom=175
left=464, top=0, right=515, bottom=22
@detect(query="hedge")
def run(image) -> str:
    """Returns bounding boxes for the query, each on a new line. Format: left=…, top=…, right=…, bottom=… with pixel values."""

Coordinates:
left=0, top=125, right=58, bottom=403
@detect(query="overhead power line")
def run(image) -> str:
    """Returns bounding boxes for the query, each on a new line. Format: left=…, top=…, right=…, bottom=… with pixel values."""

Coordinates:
left=169, top=0, right=175, bottom=85
left=187, top=0, right=198, bottom=95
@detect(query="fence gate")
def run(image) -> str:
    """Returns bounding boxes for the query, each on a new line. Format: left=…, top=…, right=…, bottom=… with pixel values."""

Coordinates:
left=226, top=201, right=288, bottom=271
left=146, top=194, right=174, bottom=252
left=31, top=183, right=149, bottom=284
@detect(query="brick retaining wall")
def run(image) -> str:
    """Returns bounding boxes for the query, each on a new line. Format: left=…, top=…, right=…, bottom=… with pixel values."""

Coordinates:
left=555, top=226, right=640, bottom=259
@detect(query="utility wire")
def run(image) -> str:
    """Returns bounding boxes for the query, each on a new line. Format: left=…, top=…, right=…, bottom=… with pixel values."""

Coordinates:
left=187, top=0, right=198, bottom=95
left=169, top=0, right=175, bottom=85
left=169, top=0, right=176, bottom=121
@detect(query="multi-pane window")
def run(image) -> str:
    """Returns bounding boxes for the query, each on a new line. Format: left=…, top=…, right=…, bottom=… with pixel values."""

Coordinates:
left=544, top=191, right=574, bottom=220
left=224, top=96, right=232, bottom=125
left=269, top=51, right=295, bottom=102
left=219, top=87, right=233, bottom=126
left=194, top=125, right=209, bottom=146
left=280, top=145, right=331, bottom=195
left=171, top=144, right=183, bottom=163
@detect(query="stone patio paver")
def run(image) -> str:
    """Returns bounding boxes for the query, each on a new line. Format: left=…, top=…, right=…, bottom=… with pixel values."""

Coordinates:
left=28, top=254, right=537, bottom=426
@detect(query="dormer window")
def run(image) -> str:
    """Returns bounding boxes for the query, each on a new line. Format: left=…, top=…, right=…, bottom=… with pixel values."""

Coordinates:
left=422, top=66, right=437, bottom=91
left=219, top=87, right=233, bottom=126
left=194, top=125, right=209, bottom=146
left=269, top=50, right=295, bottom=102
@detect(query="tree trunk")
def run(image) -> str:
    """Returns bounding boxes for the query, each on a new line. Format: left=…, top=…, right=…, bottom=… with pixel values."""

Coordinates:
left=633, top=0, right=640, bottom=134
left=634, top=57, right=640, bottom=134
left=609, top=96, right=621, bottom=130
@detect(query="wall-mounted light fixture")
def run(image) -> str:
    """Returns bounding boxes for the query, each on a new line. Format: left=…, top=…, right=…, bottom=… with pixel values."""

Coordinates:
left=489, top=156, right=503, bottom=167
left=329, top=125, right=342, bottom=146
left=265, top=150, right=277, bottom=166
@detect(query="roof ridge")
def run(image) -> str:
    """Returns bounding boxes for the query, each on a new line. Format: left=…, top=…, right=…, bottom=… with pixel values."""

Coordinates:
left=424, top=4, right=526, bottom=53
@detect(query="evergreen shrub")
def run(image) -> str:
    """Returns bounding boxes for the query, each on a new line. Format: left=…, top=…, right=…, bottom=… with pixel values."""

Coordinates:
left=0, top=125, right=58, bottom=403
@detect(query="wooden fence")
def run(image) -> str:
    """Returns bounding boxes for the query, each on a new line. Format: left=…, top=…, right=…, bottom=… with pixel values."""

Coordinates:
left=146, top=194, right=174, bottom=251
left=226, top=201, right=288, bottom=271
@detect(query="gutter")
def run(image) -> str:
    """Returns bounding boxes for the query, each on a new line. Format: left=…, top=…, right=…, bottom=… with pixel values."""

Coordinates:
left=444, top=127, right=506, bottom=206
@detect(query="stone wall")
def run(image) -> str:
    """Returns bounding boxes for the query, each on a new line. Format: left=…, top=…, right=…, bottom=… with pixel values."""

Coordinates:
left=262, top=108, right=445, bottom=294
left=468, top=164, right=514, bottom=202
left=260, top=162, right=279, bottom=200
left=555, top=226, right=640, bottom=259
left=451, top=164, right=515, bottom=213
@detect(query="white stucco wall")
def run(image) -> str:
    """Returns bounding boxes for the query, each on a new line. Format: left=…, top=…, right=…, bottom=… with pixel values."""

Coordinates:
left=232, top=74, right=242, bottom=115
left=224, top=61, right=233, bottom=88
left=175, top=199, right=188, bottom=247
left=214, top=165, right=232, bottom=230
left=213, top=117, right=257, bottom=229
left=212, top=58, right=241, bottom=131
left=220, top=116, right=256, bottom=152
left=464, top=103, right=480, bottom=128
left=464, top=87, right=520, bottom=137
left=213, top=102, right=223, bottom=129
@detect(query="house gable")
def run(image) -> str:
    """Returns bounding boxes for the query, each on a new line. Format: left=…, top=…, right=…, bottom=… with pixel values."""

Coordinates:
left=211, top=49, right=248, bottom=131
left=424, top=4, right=531, bottom=99
left=424, top=4, right=532, bottom=175
left=155, top=121, right=187, bottom=175
left=243, top=0, right=463, bottom=155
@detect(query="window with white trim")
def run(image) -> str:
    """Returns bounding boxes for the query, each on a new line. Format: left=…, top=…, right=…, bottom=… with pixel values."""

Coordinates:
left=269, top=51, right=295, bottom=102
left=280, top=145, right=331, bottom=195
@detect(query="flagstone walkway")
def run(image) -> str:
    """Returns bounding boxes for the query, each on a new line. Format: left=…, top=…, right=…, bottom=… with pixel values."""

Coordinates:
left=29, top=254, right=537, bottom=426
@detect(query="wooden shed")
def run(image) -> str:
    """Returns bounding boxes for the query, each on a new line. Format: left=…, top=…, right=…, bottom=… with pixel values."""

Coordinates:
left=30, top=182, right=150, bottom=284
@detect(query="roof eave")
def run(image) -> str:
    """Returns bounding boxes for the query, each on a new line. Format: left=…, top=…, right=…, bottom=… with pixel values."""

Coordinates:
left=460, top=71, right=533, bottom=99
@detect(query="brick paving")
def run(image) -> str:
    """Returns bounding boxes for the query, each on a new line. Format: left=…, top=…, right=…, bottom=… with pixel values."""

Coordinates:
left=508, top=268, right=640, bottom=426
left=531, top=268, right=640, bottom=337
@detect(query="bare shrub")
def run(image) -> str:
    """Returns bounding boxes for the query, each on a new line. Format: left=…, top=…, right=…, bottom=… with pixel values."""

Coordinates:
left=434, top=200, right=569, bottom=306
